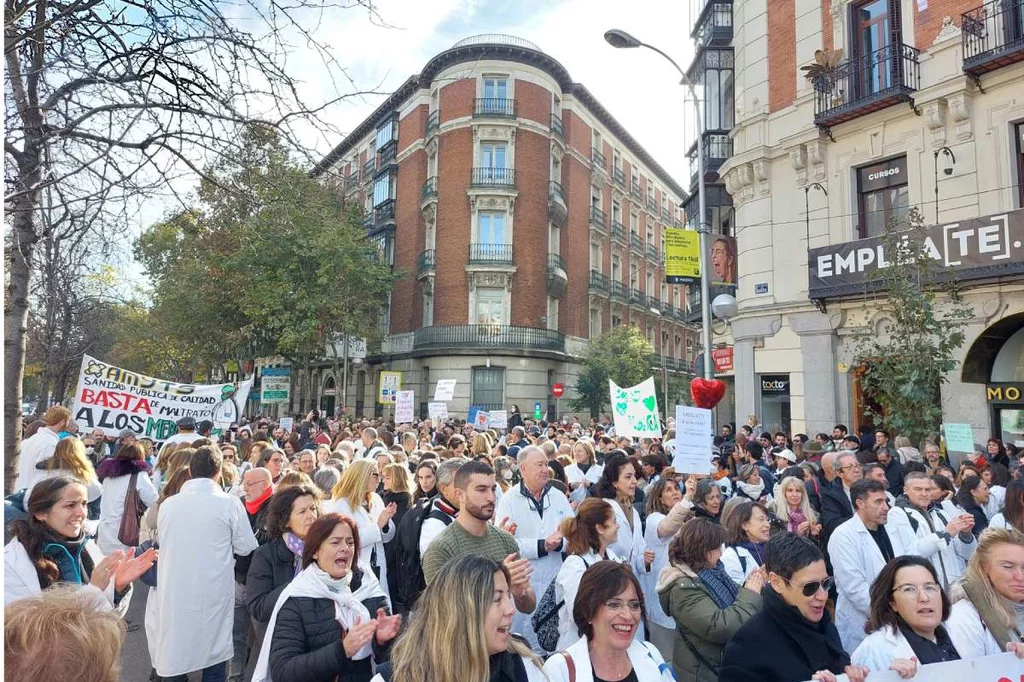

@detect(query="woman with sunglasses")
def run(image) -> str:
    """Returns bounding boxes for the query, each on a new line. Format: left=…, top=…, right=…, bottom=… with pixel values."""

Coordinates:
left=851, top=556, right=959, bottom=677
left=719, top=533, right=869, bottom=682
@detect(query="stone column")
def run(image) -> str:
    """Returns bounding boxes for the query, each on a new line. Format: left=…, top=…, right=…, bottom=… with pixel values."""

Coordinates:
left=730, top=314, right=783, bottom=428
left=788, top=310, right=843, bottom=435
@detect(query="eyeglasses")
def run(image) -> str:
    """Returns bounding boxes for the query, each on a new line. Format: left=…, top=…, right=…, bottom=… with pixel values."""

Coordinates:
left=838, top=464, right=862, bottom=472
left=603, top=599, right=643, bottom=613
left=892, top=583, right=941, bottom=599
left=782, top=576, right=834, bottom=597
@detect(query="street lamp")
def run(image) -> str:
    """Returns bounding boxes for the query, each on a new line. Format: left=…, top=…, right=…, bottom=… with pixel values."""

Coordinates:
left=933, top=146, right=956, bottom=224
left=604, top=29, right=713, bottom=380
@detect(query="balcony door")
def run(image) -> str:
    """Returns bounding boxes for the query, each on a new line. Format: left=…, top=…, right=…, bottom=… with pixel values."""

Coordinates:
left=854, top=0, right=894, bottom=96
left=477, top=211, right=508, bottom=261
left=480, top=143, right=508, bottom=182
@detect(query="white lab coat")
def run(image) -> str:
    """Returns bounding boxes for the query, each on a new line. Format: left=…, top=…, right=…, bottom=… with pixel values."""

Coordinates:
left=564, top=463, right=603, bottom=488
left=851, top=626, right=916, bottom=671
left=16, top=428, right=59, bottom=492
left=161, top=431, right=199, bottom=447
left=371, top=655, right=547, bottom=682
left=543, top=636, right=674, bottom=682
left=604, top=498, right=648, bottom=577
left=887, top=504, right=975, bottom=587
left=642, top=510, right=682, bottom=629
left=985, top=485, right=1007, bottom=519
left=555, top=548, right=623, bottom=650
left=97, top=471, right=159, bottom=554
left=322, top=493, right=395, bottom=608
left=945, top=597, right=1008, bottom=659
left=496, top=483, right=575, bottom=651
left=988, top=513, right=1020, bottom=532
left=154, top=477, right=258, bottom=677
left=827, top=513, right=918, bottom=652
left=721, top=544, right=759, bottom=586
left=3, top=535, right=129, bottom=613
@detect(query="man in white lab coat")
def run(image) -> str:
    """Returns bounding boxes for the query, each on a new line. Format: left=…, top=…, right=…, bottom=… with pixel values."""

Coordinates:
left=495, top=445, right=574, bottom=652
left=17, top=405, right=71, bottom=491
left=828, top=478, right=918, bottom=653
left=155, top=445, right=259, bottom=681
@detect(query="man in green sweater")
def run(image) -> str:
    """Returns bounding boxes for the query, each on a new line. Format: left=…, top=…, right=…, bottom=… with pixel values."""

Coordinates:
left=422, top=460, right=536, bottom=614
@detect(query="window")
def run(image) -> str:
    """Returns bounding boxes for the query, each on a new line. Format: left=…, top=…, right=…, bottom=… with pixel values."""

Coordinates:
left=1017, top=123, right=1024, bottom=208
left=590, top=242, right=601, bottom=271
left=661, top=283, right=668, bottom=303
left=630, top=211, right=639, bottom=233
left=546, top=297, right=559, bottom=330
left=646, top=272, right=654, bottom=295
left=647, top=225, right=655, bottom=245
left=613, top=150, right=622, bottom=171
left=477, top=211, right=507, bottom=245
left=480, top=143, right=508, bottom=179
left=593, top=130, right=603, bottom=150
left=612, top=315, right=622, bottom=327
left=630, top=264, right=638, bottom=287
left=549, top=223, right=560, bottom=253
left=612, top=254, right=621, bottom=282
left=482, top=77, right=508, bottom=100
left=698, top=49, right=735, bottom=132
left=854, top=0, right=894, bottom=95
left=857, top=156, right=909, bottom=238
left=591, top=190, right=601, bottom=209
left=375, top=116, right=397, bottom=150
left=373, top=172, right=395, bottom=207
left=613, top=201, right=622, bottom=224
left=590, top=308, right=601, bottom=337
left=475, top=288, right=505, bottom=325
left=423, top=290, right=433, bottom=327
left=471, top=366, right=504, bottom=411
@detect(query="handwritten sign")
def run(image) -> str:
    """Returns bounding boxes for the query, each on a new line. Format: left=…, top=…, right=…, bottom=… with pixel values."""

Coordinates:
left=279, top=417, right=294, bottom=433
left=609, top=377, right=662, bottom=438
left=489, top=410, right=508, bottom=429
left=395, top=390, right=415, bottom=423
left=943, top=423, right=976, bottom=452
left=672, top=405, right=713, bottom=474
left=428, top=402, right=448, bottom=427
left=433, top=379, right=457, bottom=402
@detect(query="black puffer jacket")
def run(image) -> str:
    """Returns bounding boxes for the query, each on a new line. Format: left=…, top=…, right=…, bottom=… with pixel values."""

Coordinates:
left=246, top=536, right=298, bottom=624
left=267, top=569, right=390, bottom=682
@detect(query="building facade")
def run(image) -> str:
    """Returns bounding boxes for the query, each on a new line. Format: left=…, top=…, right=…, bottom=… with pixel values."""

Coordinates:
left=303, top=35, right=694, bottom=419
left=710, top=0, right=1024, bottom=446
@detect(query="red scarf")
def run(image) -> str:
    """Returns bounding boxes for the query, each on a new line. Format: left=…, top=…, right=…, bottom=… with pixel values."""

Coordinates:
left=245, top=486, right=273, bottom=515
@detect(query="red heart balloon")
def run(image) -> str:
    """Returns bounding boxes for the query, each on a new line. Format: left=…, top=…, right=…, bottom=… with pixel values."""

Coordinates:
left=690, top=377, right=727, bottom=409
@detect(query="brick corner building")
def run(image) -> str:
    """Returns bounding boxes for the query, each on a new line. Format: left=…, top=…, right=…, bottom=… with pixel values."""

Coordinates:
left=304, top=34, right=694, bottom=419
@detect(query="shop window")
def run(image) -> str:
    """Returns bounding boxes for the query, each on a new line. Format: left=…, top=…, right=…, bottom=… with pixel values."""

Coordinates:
left=857, top=156, right=909, bottom=238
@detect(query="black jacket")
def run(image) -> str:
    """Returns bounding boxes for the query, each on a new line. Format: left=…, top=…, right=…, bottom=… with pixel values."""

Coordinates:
left=267, top=569, right=389, bottom=682
left=246, top=536, right=299, bottom=623
left=820, top=480, right=853, bottom=544
left=235, top=498, right=272, bottom=584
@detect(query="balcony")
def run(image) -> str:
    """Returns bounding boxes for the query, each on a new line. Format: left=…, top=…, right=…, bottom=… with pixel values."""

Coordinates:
left=421, top=176, right=438, bottom=202
left=692, top=0, right=733, bottom=47
left=647, top=197, right=658, bottom=213
left=629, top=288, right=646, bottom=307
left=547, top=253, right=567, bottom=298
left=363, top=158, right=376, bottom=179
left=417, top=249, right=435, bottom=278
left=629, top=232, right=644, bottom=254
left=474, top=98, right=517, bottom=118
left=467, top=242, right=513, bottom=265
left=962, top=0, right=1024, bottom=79
left=662, top=206, right=672, bottom=222
left=374, top=199, right=396, bottom=227
left=345, top=172, right=359, bottom=188
left=646, top=243, right=659, bottom=261
left=378, top=142, right=397, bottom=167
left=610, top=280, right=627, bottom=301
left=362, top=213, right=374, bottom=230
left=689, top=133, right=734, bottom=187
left=813, top=41, right=920, bottom=131
left=613, top=167, right=626, bottom=187
left=611, top=220, right=627, bottom=244
left=471, top=167, right=517, bottom=188
left=550, top=113, right=564, bottom=138
left=589, top=205, right=608, bottom=232
left=549, top=181, right=568, bottom=227
left=413, top=325, right=565, bottom=355
left=631, top=180, right=642, bottom=199
left=425, top=110, right=440, bottom=136
left=592, top=147, right=607, bottom=173
left=647, top=295, right=662, bottom=312
left=589, top=269, right=610, bottom=295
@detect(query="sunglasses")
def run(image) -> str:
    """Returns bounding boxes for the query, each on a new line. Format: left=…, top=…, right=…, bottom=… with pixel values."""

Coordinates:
left=783, top=575, right=834, bottom=597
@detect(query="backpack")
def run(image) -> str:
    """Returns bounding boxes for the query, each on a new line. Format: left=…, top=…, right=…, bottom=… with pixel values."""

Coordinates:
left=531, top=557, right=589, bottom=652
left=390, top=496, right=453, bottom=614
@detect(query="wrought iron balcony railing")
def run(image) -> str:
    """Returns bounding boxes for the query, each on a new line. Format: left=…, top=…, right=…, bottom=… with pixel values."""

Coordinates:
left=425, top=110, right=440, bottom=135
left=962, top=0, right=1024, bottom=78
left=589, top=269, right=609, bottom=293
left=550, top=113, right=564, bottom=137
left=467, top=242, right=513, bottom=264
left=413, top=325, right=565, bottom=353
left=812, top=41, right=920, bottom=128
left=470, top=167, right=516, bottom=187
left=422, top=176, right=438, bottom=201
left=474, top=98, right=517, bottom=117
left=417, top=249, right=435, bottom=275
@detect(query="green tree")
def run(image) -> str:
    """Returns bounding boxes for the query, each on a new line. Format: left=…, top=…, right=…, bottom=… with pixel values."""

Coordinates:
left=853, top=206, right=974, bottom=444
left=572, top=326, right=655, bottom=418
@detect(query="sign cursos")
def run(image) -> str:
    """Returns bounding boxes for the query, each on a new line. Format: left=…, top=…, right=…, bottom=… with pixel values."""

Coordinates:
left=809, top=208, right=1024, bottom=299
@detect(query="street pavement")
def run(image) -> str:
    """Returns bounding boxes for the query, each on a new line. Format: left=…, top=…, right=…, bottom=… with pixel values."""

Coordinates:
left=121, top=582, right=155, bottom=681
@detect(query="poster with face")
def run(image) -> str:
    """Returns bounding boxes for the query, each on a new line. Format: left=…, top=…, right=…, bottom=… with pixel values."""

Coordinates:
left=709, top=234, right=737, bottom=287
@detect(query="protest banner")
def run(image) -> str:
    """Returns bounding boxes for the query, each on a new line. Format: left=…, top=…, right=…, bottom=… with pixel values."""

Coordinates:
left=428, top=402, right=448, bottom=427
left=433, top=379, right=457, bottom=402
left=279, top=417, right=294, bottom=433
left=943, top=423, right=975, bottom=452
left=672, top=405, right=713, bottom=474
left=260, top=367, right=291, bottom=403
left=71, top=354, right=252, bottom=440
left=802, top=652, right=1021, bottom=682
left=378, top=371, right=402, bottom=404
left=489, top=410, right=508, bottom=430
left=395, top=390, right=415, bottom=423
left=609, top=377, right=662, bottom=438
left=472, top=409, right=491, bottom=431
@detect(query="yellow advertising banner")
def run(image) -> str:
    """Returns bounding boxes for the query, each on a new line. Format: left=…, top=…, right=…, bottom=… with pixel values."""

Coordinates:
left=664, top=228, right=700, bottom=283
left=378, top=371, right=402, bottom=404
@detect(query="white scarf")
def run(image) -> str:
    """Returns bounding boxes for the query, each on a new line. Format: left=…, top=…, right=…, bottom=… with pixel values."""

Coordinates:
left=737, top=480, right=765, bottom=500
left=251, top=564, right=373, bottom=682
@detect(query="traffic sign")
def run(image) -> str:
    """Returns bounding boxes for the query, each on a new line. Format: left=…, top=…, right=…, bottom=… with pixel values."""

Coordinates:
left=552, top=383, right=564, bottom=398
left=533, top=402, right=542, bottom=420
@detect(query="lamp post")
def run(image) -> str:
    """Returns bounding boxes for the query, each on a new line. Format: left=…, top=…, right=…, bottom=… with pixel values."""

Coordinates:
left=933, top=146, right=956, bottom=224
left=804, top=182, right=828, bottom=250
left=604, top=29, right=713, bottom=380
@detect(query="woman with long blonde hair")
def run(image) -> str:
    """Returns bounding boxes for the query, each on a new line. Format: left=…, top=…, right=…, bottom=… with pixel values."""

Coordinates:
left=372, top=555, right=545, bottom=682
left=771, top=476, right=821, bottom=538
left=28, top=437, right=101, bottom=505
left=324, top=459, right=398, bottom=604
left=946, top=528, right=1024, bottom=659
left=470, top=432, right=491, bottom=456
left=152, top=441, right=180, bottom=490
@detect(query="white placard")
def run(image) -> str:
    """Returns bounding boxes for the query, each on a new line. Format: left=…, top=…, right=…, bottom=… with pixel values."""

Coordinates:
left=279, top=417, right=294, bottom=433
left=433, top=379, right=457, bottom=402
left=395, top=390, right=415, bottom=423
left=489, top=410, right=508, bottom=429
left=672, top=404, right=713, bottom=474
left=428, top=402, right=449, bottom=423
left=472, top=410, right=491, bottom=431
left=802, top=652, right=1020, bottom=682
left=609, top=377, right=662, bottom=438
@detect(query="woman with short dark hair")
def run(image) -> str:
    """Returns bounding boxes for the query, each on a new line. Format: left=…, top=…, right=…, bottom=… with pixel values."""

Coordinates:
left=954, top=476, right=990, bottom=537
left=657, top=519, right=763, bottom=682
left=852, top=556, right=958, bottom=676
left=542, top=561, right=673, bottom=682
left=252, top=513, right=399, bottom=682
left=721, top=500, right=772, bottom=586
left=693, top=478, right=723, bottom=523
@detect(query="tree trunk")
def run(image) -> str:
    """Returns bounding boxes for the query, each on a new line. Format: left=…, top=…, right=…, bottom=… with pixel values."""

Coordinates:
left=5, top=190, right=41, bottom=493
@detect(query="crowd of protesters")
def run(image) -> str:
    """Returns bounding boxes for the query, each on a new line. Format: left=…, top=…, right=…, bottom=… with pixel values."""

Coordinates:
left=5, top=404, right=1024, bottom=681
